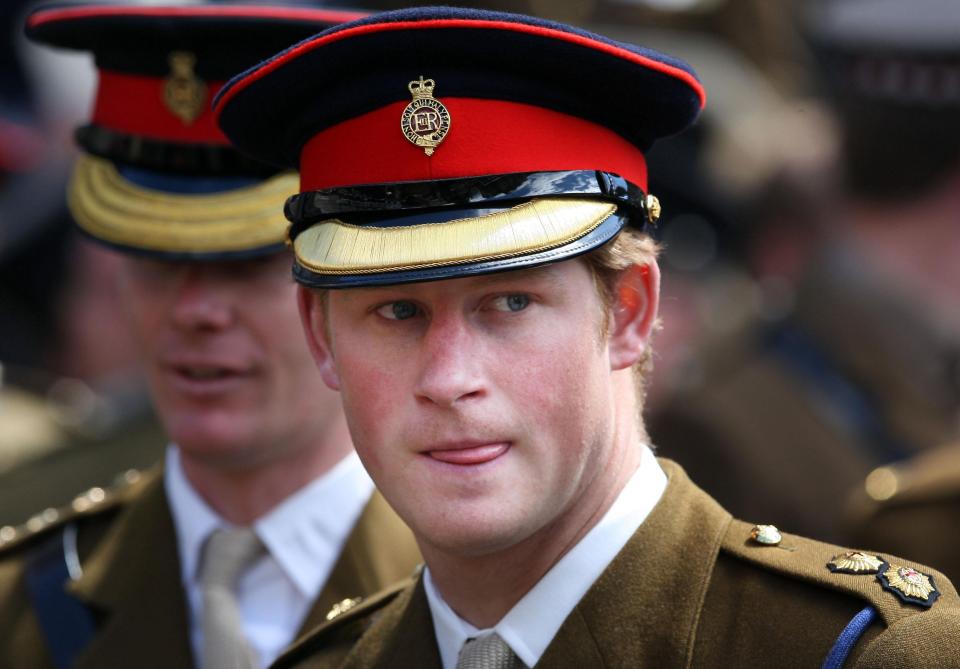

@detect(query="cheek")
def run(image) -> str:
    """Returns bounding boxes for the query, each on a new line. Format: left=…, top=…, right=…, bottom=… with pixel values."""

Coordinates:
left=498, top=328, right=604, bottom=421
left=118, top=295, right=163, bottom=352
left=337, top=349, right=404, bottom=438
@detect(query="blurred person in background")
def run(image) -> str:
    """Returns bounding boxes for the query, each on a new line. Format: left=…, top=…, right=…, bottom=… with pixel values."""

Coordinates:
left=0, top=0, right=164, bottom=525
left=0, top=5, right=419, bottom=669
left=837, top=0, right=960, bottom=580
left=650, top=0, right=960, bottom=544
left=848, top=440, right=960, bottom=582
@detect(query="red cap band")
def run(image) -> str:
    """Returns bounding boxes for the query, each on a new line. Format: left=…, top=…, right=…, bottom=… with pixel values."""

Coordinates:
left=92, top=69, right=228, bottom=144
left=300, top=98, right=648, bottom=191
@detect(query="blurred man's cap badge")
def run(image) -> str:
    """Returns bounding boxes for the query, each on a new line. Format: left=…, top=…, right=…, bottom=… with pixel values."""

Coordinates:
left=401, top=76, right=451, bottom=156
left=164, top=51, right=207, bottom=125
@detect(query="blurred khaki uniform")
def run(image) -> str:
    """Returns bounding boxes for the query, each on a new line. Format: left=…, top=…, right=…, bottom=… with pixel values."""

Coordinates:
left=0, top=467, right=420, bottom=668
left=276, top=460, right=960, bottom=669
left=848, top=443, right=960, bottom=583
left=0, top=382, right=164, bottom=527
left=651, top=256, right=960, bottom=543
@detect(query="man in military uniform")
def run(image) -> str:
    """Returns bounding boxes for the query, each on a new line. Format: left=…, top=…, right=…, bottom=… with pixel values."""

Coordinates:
left=648, top=0, right=960, bottom=544
left=214, top=8, right=960, bottom=667
left=0, top=6, right=419, bottom=669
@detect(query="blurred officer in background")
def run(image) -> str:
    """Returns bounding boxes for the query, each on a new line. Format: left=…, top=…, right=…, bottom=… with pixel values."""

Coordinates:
left=834, top=0, right=960, bottom=581
left=216, top=8, right=960, bottom=668
left=0, top=5, right=419, bottom=669
left=0, top=0, right=165, bottom=525
left=650, top=0, right=960, bottom=544
left=849, top=441, right=960, bottom=582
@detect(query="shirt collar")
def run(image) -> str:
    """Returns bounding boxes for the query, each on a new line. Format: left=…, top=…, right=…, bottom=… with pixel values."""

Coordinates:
left=254, top=450, right=373, bottom=597
left=424, top=444, right=667, bottom=669
left=165, top=445, right=223, bottom=588
left=164, top=446, right=374, bottom=598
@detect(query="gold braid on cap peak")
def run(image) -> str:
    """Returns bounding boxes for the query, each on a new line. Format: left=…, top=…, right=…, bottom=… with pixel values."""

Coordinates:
left=68, top=154, right=296, bottom=254
left=293, top=198, right=617, bottom=274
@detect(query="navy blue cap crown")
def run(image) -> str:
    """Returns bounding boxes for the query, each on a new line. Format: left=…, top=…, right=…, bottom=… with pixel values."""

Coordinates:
left=215, top=6, right=705, bottom=170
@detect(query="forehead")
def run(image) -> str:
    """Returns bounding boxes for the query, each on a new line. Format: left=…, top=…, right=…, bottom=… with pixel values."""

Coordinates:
left=120, top=250, right=289, bottom=277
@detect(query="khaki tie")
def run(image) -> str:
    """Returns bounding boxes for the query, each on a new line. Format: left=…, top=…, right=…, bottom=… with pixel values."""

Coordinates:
left=455, top=633, right=524, bottom=669
left=198, top=527, right=265, bottom=669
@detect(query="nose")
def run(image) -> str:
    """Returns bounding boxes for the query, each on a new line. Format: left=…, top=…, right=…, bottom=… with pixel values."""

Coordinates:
left=413, top=312, right=486, bottom=408
left=170, top=265, right=233, bottom=332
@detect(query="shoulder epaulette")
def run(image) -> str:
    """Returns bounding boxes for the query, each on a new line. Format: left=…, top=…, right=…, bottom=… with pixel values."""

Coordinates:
left=0, top=468, right=147, bottom=555
left=722, top=519, right=959, bottom=627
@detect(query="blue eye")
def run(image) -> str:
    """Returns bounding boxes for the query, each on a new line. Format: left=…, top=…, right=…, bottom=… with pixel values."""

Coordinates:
left=376, top=301, right=419, bottom=320
left=491, top=294, right=530, bottom=312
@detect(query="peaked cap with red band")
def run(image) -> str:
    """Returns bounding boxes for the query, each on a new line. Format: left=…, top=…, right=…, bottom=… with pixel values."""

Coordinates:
left=215, top=6, right=705, bottom=286
left=24, top=3, right=365, bottom=260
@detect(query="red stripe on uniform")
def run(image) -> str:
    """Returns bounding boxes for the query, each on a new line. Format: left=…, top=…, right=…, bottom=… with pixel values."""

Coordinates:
left=300, top=98, right=648, bottom=191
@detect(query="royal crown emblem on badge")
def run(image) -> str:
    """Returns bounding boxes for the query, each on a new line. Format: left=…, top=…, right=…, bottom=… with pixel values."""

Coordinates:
left=401, top=76, right=451, bottom=156
left=164, top=51, right=207, bottom=125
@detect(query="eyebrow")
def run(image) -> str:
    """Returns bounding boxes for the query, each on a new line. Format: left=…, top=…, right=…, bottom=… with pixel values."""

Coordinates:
left=351, top=263, right=565, bottom=295
left=469, top=264, right=563, bottom=287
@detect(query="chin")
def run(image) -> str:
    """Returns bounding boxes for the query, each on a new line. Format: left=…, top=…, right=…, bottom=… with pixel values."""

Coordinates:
left=165, top=416, right=258, bottom=457
left=414, top=505, right=535, bottom=558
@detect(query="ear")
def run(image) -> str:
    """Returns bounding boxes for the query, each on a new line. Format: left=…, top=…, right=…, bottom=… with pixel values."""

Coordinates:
left=297, top=285, right=341, bottom=391
left=607, top=260, right=660, bottom=371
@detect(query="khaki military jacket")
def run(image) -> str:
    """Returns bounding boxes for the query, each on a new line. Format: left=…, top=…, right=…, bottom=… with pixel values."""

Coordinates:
left=275, top=460, right=960, bottom=669
left=0, top=383, right=165, bottom=526
left=0, top=466, right=420, bottom=669
left=848, top=442, right=960, bottom=583
left=651, top=256, right=960, bottom=543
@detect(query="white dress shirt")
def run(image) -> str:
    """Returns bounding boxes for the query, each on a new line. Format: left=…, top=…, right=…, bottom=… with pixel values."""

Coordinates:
left=164, top=446, right=374, bottom=669
left=424, top=443, right=667, bottom=669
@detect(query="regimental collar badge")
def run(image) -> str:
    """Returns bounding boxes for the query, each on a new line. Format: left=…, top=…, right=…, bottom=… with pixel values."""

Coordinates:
left=827, top=551, right=886, bottom=575
left=164, top=51, right=207, bottom=125
left=401, top=76, right=451, bottom=156
left=878, top=563, right=940, bottom=608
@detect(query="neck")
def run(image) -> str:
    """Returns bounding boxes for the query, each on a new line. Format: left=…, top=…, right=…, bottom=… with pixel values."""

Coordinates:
left=179, top=412, right=354, bottom=525
left=424, top=387, right=642, bottom=628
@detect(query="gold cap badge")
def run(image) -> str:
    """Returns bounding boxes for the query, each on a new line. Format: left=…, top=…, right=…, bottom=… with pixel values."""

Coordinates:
left=827, top=551, right=885, bottom=575
left=164, top=51, right=207, bottom=125
left=878, top=563, right=939, bottom=608
left=401, top=76, right=451, bottom=156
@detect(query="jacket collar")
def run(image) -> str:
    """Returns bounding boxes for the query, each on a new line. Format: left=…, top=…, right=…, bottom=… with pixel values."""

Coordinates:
left=297, top=489, right=421, bottom=636
left=340, top=459, right=731, bottom=669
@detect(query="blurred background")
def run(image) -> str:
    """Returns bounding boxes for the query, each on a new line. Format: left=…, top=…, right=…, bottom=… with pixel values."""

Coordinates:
left=2, top=0, right=958, bottom=565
